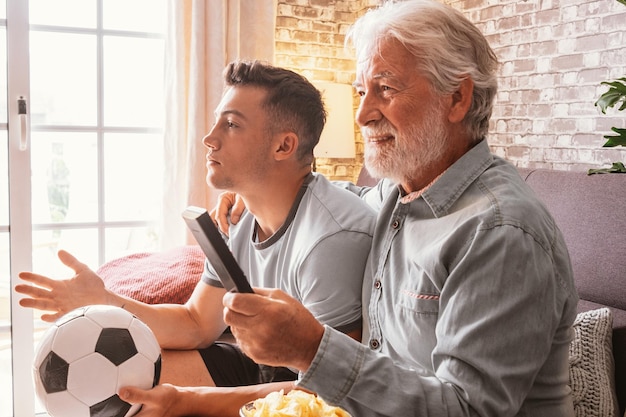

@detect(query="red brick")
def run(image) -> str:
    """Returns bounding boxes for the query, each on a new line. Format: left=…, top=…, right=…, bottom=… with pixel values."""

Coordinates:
left=576, top=34, right=608, bottom=52
left=496, top=15, right=521, bottom=31
left=551, top=54, right=585, bottom=70
left=535, top=9, right=560, bottom=25
left=513, top=59, right=535, bottom=74
left=530, top=40, right=557, bottom=56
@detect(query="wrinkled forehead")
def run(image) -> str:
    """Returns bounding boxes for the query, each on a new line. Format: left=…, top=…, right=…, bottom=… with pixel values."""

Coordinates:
left=355, top=38, right=417, bottom=80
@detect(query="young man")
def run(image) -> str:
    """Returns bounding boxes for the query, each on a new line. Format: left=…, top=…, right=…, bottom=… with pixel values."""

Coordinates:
left=16, top=60, right=375, bottom=405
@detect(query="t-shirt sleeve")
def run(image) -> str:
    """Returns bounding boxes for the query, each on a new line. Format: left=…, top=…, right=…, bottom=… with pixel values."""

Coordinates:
left=200, top=257, right=224, bottom=288
left=332, top=179, right=391, bottom=212
left=296, top=229, right=372, bottom=332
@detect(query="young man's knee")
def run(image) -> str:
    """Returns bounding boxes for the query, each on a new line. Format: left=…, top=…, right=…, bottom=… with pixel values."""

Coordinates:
left=159, top=349, right=214, bottom=386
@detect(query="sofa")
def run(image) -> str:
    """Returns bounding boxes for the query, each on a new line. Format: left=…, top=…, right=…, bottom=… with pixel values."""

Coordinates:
left=519, top=168, right=626, bottom=417
left=98, top=167, right=626, bottom=416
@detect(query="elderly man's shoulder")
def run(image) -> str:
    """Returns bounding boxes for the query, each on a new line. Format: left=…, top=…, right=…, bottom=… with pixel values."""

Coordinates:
left=473, top=160, right=559, bottom=237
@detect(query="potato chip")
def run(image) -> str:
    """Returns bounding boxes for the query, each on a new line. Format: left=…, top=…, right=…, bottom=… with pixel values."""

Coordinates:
left=241, top=389, right=351, bottom=417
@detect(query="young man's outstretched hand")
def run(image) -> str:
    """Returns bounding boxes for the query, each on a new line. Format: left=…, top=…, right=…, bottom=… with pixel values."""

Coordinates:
left=15, top=250, right=114, bottom=322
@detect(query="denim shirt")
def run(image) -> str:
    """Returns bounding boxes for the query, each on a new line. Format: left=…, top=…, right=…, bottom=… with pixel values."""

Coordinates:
left=298, top=140, right=578, bottom=417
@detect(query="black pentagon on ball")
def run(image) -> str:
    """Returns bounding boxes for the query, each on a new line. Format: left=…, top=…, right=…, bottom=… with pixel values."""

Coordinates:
left=39, top=351, right=69, bottom=393
left=95, top=328, right=138, bottom=366
left=90, top=394, right=132, bottom=417
left=153, top=355, right=162, bottom=387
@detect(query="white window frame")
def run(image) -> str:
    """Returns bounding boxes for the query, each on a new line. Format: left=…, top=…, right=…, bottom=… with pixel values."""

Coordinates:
left=7, top=0, right=35, bottom=415
left=4, top=1, right=165, bottom=415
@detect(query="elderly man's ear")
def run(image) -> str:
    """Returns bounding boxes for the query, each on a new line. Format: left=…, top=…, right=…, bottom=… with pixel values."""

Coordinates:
left=447, top=77, right=474, bottom=124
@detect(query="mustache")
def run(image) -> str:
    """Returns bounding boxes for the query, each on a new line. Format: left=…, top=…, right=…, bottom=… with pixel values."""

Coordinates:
left=361, top=121, right=397, bottom=139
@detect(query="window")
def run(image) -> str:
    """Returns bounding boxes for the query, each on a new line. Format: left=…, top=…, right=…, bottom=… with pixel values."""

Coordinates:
left=1, top=1, right=166, bottom=415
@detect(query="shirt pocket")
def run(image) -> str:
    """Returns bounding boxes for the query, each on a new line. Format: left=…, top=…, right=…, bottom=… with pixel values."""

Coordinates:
left=397, top=287, right=440, bottom=315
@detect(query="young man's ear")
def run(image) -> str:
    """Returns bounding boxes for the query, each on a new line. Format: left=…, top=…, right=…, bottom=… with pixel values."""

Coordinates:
left=448, top=77, right=474, bottom=124
left=274, top=132, right=298, bottom=161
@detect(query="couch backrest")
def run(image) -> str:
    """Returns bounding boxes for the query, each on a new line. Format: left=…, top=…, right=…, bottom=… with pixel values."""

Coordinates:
left=356, top=166, right=377, bottom=187
left=522, top=169, right=626, bottom=414
left=521, top=169, right=626, bottom=311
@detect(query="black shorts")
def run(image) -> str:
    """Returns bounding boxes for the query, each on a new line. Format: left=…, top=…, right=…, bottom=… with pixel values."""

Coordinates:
left=198, top=342, right=297, bottom=387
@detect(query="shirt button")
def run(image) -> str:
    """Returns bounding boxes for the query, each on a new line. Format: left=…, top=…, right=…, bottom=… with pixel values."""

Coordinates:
left=369, top=339, right=380, bottom=349
left=374, top=280, right=382, bottom=290
left=391, top=219, right=400, bottom=229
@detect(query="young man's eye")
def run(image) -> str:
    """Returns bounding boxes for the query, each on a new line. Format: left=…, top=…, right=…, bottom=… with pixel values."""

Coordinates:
left=227, top=121, right=236, bottom=128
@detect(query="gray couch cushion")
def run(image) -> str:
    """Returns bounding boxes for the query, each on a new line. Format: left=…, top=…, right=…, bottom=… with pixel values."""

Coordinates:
left=511, top=169, right=626, bottom=414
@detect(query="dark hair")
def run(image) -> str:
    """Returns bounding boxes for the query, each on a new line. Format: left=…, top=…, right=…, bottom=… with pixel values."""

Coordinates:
left=223, top=60, right=327, bottom=164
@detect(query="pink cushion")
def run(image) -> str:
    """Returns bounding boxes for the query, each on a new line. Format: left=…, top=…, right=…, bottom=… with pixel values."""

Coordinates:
left=97, top=245, right=205, bottom=304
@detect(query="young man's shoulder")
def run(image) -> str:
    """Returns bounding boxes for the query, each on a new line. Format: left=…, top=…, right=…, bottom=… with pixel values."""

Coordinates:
left=301, top=173, right=377, bottom=233
left=308, top=172, right=374, bottom=203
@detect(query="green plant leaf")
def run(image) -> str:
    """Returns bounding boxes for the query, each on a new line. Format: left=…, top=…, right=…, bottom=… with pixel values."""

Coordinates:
left=587, top=162, right=626, bottom=175
left=595, top=78, right=626, bottom=113
left=602, top=127, right=626, bottom=147
left=592, top=0, right=625, bottom=175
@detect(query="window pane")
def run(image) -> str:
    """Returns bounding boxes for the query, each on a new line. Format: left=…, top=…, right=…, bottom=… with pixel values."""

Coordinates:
left=103, top=36, right=164, bottom=128
left=105, top=226, right=159, bottom=261
left=0, top=133, right=7, bottom=225
left=31, top=132, right=98, bottom=224
left=30, top=31, right=97, bottom=126
left=0, top=232, right=11, bottom=417
left=32, top=228, right=98, bottom=275
left=0, top=132, right=8, bottom=417
left=104, top=132, right=162, bottom=222
left=103, top=0, right=166, bottom=33
left=29, top=0, right=96, bottom=28
left=0, top=29, right=6, bottom=125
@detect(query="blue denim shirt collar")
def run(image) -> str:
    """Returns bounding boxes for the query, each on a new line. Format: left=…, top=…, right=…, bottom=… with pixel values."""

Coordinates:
left=420, top=139, right=494, bottom=217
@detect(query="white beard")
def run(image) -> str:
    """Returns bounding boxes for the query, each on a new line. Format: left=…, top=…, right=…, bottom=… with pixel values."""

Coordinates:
left=362, top=101, right=448, bottom=185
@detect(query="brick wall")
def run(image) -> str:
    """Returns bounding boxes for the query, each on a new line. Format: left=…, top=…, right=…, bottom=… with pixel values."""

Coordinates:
left=450, top=0, right=626, bottom=171
left=276, top=0, right=626, bottom=177
left=275, top=0, right=377, bottom=182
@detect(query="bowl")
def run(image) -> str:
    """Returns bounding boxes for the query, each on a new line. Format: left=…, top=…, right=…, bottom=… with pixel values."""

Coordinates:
left=239, top=401, right=255, bottom=417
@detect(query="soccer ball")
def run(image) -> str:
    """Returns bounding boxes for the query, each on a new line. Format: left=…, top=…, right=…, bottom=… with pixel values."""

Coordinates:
left=33, top=305, right=162, bottom=417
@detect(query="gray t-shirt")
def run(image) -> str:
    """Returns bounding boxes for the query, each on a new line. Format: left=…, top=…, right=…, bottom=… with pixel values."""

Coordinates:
left=202, top=172, right=376, bottom=332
